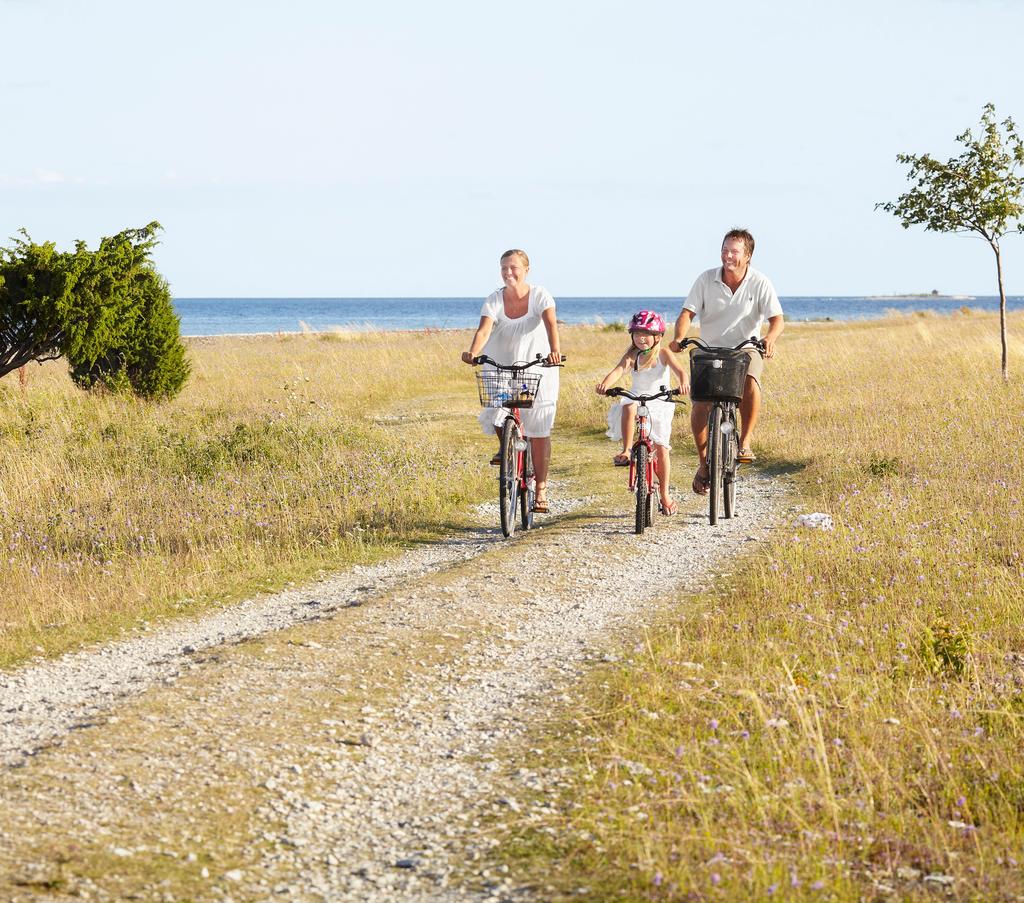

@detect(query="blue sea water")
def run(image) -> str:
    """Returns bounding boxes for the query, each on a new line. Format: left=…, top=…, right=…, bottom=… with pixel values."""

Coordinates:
left=173, top=296, right=1024, bottom=337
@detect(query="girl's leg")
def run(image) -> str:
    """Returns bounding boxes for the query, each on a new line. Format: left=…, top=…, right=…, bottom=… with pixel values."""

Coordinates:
left=656, top=444, right=674, bottom=509
left=620, top=403, right=636, bottom=456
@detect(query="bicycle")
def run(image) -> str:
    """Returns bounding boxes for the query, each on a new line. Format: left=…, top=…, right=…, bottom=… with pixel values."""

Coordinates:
left=472, top=353, right=563, bottom=538
left=604, top=385, right=682, bottom=535
left=678, top=336, right=766, bottom=526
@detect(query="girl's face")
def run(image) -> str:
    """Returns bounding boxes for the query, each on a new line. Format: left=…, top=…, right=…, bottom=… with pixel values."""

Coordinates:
left=631, top=330, right=660, bottom=350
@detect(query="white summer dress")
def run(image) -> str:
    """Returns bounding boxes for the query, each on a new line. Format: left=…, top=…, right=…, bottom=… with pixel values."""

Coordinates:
left=477, top=286, right=559, bottom=438
left=606, top=355, right=675, bottom=448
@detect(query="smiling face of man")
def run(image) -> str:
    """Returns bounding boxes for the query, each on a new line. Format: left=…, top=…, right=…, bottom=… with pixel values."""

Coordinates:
left=721, top=236, right=752, bottom=282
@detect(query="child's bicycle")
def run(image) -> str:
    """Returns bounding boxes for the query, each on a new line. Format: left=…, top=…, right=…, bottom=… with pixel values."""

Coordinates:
left=678, top=336, right=766, bottom=526
left=604, top=385, right=682, bottom=535
left=472, top=353, right=564, bottom=538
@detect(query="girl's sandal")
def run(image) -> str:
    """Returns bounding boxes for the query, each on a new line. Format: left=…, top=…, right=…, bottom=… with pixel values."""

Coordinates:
left=532, top=490, right=550, bottom=514
left=661, top=499, right=678, bottom=516
left=612, top=453, right=630, bottom=467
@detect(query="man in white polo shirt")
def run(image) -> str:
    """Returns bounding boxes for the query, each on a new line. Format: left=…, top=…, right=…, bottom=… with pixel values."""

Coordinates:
left=669, top=228, right=784, bottom=495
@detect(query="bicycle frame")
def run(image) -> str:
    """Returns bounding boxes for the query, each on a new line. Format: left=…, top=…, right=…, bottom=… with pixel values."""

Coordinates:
left=606, top=385, right=680, bottom=535
left=678, top=336, right=764, bottom=526
left=472, top=353, right=563, bottom=538
left=627, top=405, right=657, bottom=497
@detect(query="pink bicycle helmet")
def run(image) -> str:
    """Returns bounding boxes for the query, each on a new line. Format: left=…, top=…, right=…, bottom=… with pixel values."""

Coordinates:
left=628, top=310, right=666, bottom=334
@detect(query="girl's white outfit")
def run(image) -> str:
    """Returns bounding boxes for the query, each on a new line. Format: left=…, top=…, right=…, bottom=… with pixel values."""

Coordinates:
left=477, top=286, right=559, bottom=438
left=606, top=352, right=675, bottom=448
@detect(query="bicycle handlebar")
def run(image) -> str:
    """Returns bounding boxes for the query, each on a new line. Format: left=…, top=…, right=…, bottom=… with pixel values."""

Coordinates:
left=677, top=336, right=766, bottom=356
left=471, top=353, right=566, bottom=369
left=605, top=385, right=681, bottom=404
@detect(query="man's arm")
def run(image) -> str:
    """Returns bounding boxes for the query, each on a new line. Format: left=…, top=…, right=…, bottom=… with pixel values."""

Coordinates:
left=762, top=314, right=784, bottom=359
left=670, top=308, right=695, bottom=353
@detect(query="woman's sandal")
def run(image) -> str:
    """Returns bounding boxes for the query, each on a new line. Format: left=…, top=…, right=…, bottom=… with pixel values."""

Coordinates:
left=661, top=499, right=678, bottom=516
left=489, top=452, right=502, bottom=466
left=532, top=490, right=550, bottom=514
left=612, top=453, right=630, bottom=467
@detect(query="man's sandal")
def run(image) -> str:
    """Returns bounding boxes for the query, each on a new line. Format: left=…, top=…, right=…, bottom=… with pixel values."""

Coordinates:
left=489, top=453, right=502, bottom=466
left=692, top=469, right=710, bottom=495
left=737, top=448, right=756, bottom=464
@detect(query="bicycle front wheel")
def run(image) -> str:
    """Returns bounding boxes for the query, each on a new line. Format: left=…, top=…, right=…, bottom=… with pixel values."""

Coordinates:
left=723, top=409, right=737, bottom=519
left=708, top=405, right=722, bottom=526
left=634, top=443, right=649, bottom=535
left=519, top=438, right=535, bottom=531
left=499, top=418, right=520, bottom=538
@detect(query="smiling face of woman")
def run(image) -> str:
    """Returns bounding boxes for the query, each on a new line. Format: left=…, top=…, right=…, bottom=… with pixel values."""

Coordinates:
left=500, top=251, right=529, bottom=289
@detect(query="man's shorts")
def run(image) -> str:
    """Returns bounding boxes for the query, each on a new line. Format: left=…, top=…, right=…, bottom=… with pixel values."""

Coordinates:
left=744, top=349, right=765, bottom=387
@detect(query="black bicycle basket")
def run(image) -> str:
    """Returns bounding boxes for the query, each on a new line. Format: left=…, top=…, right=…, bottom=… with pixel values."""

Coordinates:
left=476, top=369, right=542, bottom=408
left=689, top=349, right=750, bottom=403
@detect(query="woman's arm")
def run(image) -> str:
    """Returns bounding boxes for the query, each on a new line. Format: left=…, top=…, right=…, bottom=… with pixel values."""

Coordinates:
left=541, top=306, right=561, bottom=366
left=461, top=316, right=494, bottom=364
left=662, top=347, right=690, bottom=394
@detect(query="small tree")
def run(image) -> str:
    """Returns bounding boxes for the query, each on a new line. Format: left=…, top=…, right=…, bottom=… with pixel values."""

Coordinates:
left=878, top=103, right=1024, bottom=380
left=70, top=266, right=190, bottom=399
left=0, top=222, right=189, bottom=398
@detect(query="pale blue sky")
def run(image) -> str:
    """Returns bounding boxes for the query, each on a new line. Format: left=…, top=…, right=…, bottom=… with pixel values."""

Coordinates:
left=3, top=0, right=1023, bottom=296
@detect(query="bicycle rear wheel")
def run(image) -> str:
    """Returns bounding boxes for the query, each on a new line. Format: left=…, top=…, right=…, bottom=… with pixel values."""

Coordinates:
left=519, top=439, right=535, bottom=531
left=723, top=409, right=737, bottom=519
left=634, top=443, right=649, bottom=535
left=499, top=418, right=520, bottom=538
left=708, top=405, right=722, bottom=526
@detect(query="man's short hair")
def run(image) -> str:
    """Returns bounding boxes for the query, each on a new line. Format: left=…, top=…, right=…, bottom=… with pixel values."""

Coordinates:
left=722, top=228, right=755, bottom=258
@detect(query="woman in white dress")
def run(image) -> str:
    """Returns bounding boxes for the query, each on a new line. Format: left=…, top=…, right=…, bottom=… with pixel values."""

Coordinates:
left=461, top=249, right=562, bottom=514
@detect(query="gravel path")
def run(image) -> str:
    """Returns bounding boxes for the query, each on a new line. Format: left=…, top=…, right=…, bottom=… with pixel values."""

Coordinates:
left=0, top=474, right=792, bottom=901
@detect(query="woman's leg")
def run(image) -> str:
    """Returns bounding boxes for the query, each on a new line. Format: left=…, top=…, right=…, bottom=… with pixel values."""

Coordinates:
left=531, top=436, right=551, bottom=504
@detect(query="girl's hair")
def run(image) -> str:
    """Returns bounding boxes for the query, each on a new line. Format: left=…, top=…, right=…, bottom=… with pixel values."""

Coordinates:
left=500, top=249, right=530, bottom=267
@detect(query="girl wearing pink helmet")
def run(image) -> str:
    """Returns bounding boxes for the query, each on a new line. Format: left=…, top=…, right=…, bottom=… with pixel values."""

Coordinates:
left=596, top=310, right=690, bottom=515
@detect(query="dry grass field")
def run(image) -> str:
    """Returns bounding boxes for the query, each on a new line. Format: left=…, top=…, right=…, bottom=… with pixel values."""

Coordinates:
left=3, top=311, right=1023, bottom=900
left=500, top=310, right=1024, bottom=900
left=0, top=329, right=497, bottom=665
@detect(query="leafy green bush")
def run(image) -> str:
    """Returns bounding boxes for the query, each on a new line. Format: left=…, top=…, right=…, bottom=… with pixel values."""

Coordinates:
left=1, top=222, right=189, bottom=399
left=70, top=271, right=190, bottom=399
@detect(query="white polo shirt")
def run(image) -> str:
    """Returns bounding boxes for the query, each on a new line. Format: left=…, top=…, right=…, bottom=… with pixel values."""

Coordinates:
left=683, top=266, right=783, bottom=347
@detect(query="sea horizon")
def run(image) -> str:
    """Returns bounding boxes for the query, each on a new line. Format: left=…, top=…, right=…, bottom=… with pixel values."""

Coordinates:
left=172, top=295, right=1024, bottom=337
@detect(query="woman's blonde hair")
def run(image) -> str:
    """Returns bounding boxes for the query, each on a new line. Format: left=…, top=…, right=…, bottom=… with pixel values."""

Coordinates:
left=500, top=249, right=530, bottom=267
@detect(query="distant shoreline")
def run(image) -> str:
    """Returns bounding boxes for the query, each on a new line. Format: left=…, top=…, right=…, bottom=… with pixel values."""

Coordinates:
left=181, top=307, right=1022, bottom=341
left=866, top=293, right=975, bottom=301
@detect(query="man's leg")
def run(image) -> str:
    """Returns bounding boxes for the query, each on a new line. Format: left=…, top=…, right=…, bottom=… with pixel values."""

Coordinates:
left=738, top=375, right=761, bottom=453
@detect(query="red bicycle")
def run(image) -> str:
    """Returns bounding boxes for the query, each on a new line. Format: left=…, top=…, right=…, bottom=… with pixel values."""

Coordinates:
left=605, top=385, right=682, bottom=535
left=473, top=354, right=562, bottom=538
